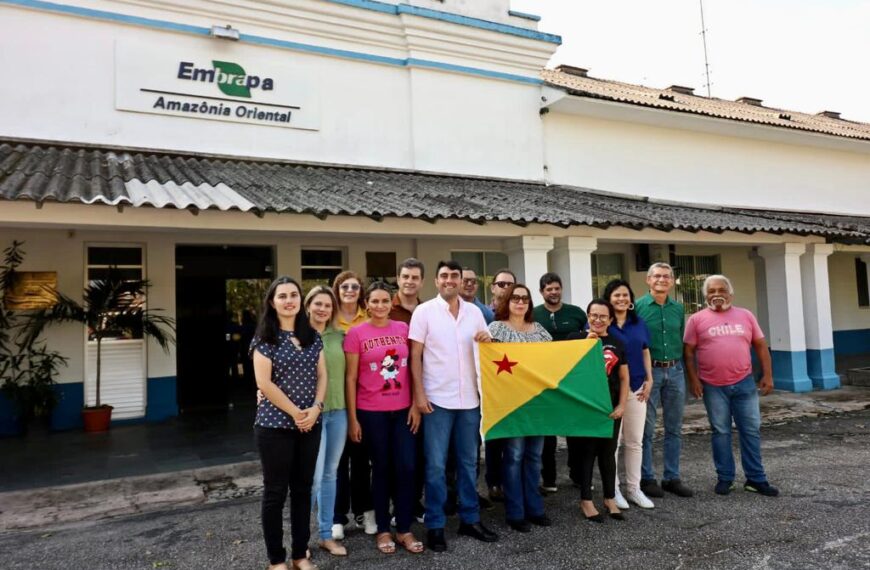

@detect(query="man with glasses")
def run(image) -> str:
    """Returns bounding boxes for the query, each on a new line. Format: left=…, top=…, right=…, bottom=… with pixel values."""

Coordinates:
left=532, top=272, right=588, bottom=492
left=489, top=268, right=516, bottom=311
left=410, top=260, right=498, bottom=552
left=635, top=262, right=694, bottom=499
left=460, top=268, right=494, bottom=324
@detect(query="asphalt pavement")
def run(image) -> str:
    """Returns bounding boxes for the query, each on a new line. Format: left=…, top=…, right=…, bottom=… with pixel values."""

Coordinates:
left=2, top=409, right=869, bottom=570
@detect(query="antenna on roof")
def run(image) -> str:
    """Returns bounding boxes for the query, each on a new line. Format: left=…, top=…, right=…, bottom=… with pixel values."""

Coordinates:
left=698, top=0, right=712, bottom=97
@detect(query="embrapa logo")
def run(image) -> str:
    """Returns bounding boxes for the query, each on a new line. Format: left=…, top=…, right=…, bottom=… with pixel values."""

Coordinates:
left=177, top=60, right=274, bottom=98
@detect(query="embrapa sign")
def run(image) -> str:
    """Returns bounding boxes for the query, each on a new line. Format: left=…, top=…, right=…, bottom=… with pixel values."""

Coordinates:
left=115, top=41, right=319, bottom=130
left=177, top=60, right=274, bottom=98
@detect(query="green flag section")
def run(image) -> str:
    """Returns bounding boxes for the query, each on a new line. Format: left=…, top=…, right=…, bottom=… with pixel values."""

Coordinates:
left=479, top=339, right=614, bottom=440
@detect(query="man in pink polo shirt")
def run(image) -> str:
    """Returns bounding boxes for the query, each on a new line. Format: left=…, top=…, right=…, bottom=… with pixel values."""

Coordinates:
left=409, top=260, right=497, bottom=552
left=684, top=274, right=779, bottom=498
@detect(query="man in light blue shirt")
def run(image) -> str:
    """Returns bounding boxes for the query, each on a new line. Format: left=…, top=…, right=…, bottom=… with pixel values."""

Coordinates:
left=461, top=268, right=494, bottom=324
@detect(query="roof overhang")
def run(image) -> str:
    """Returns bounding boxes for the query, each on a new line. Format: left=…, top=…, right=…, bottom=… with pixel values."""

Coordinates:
left=541, top=86, right=870, bottom=156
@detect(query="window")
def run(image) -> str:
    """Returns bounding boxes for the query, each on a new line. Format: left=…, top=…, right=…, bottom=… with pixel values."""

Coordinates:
left=451, top=251, right=508, bottom=304
left=86, top=246, right=144, bottom=341
left=857, top=257, right=869, bottom=308
left=301, top=249, right=343, bottom=291
left=591, top=253, right=624, bottom=298
left=673, top=254, right=721, bottom=315
left=366, top=251, right=397, bottom=286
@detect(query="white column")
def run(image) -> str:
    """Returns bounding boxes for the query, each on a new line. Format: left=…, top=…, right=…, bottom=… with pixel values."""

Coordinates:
left=800, top=243, right=840, bottom=389
left=503, top=236, right=554, bottom=306
left=758, top=243, right=813, bottom=392
left=550, top=236, right=597, bottom=307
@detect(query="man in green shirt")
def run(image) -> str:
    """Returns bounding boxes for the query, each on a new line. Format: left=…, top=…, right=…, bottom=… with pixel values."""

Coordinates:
left=634, top=262, right=693, bottom=499
left=532, top=272, right=588, bottom=492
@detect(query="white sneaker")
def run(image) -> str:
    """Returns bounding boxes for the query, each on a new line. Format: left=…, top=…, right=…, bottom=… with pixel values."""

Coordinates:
left=331, top=523, right=345, bottom=540
left=614, top=488, right=630, bottom=510
left=363, top=510, right=377, bottom=535
left=626, top=488, right=655, bottom=509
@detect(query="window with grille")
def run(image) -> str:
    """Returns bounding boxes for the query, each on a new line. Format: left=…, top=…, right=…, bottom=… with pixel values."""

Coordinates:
left=591, top=253, right=625, bottom=298
left=301, top=249, right=343, bottom=292
left=86, top=246, right=144, bottom=341
left=857, top=257, right=869, bottom=308
left=673, top=254, right=721, bottom=315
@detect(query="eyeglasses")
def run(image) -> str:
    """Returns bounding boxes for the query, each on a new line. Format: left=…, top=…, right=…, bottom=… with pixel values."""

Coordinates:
left=650, top=274, right=673, bottom=281
left=339, top=283, right=361, bottom=291
left=493, top=281, right=514, bottom=289
left=462, top=278, right=478, bottom=285
left=509, top=295, right=531, bottom=304
left=588, top=314, right=610, bottom=321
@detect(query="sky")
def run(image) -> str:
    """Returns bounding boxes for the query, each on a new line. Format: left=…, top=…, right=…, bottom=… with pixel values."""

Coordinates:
left=510, top=0, right=870, bottom=123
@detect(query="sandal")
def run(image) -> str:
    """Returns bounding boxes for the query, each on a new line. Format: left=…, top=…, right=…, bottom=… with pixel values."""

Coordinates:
left=396, top=532, right=425, bottom=554
left=376, top=532, right=396, bottom=554
left=319, top=539, right=347, bottom=556
left=291, top=559, right=317, bottom=570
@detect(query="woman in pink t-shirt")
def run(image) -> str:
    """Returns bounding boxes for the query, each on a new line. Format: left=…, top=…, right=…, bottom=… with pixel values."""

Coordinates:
left=344, top=281, right=423, bottom=555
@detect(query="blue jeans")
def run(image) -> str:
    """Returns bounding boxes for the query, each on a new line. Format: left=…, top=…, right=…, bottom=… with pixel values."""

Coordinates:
left=311, top=409, right=347, bottom=540
left=702, top=374, right=767, bottom=483
left=424, top=405, right=481, bottom=529
left=642, top=363, right=686, bottom=481
left=357, top=408, right=417, bottom=533
left=501, top=436, right=545, bottom=521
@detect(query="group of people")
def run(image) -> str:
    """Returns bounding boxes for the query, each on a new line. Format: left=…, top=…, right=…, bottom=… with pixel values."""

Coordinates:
left=250, top=258, right=780, bottom=570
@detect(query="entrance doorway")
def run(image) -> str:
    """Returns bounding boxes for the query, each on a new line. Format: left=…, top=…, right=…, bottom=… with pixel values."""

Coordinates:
left=176, top=246, right=274, bottom=413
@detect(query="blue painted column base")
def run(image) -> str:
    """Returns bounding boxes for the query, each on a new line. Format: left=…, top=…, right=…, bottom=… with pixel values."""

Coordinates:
left=806, top=349, right=840, bottom=390
left=51, top=383, right=84, bottom=430
left=770, top=350, right=813, bottom=392
left=146, top=376, right=178, bottom=422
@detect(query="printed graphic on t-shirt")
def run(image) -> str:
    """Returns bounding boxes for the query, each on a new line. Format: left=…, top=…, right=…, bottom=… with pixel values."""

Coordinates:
left=379, top=348, right=401, bottom=390
left=603, top=346, right=620, bottom=375
left=707, top=323, right=745, bottom=336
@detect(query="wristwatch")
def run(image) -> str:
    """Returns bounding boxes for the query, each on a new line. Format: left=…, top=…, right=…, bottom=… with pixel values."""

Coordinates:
left=314, top=400, right=324, bottom=411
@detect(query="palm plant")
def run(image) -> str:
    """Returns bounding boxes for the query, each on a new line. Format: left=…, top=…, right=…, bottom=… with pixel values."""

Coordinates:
left=25, top=270, right=175, bottom=409
left=0, top=241, right=67, bottom=430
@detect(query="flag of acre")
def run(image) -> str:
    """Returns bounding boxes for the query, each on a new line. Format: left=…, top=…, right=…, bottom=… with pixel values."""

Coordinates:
left=479, top=339, right=614, bottom=440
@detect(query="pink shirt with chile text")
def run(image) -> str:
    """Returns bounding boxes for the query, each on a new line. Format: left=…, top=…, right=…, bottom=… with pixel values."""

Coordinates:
left=683, top=306, right=765, bottom=386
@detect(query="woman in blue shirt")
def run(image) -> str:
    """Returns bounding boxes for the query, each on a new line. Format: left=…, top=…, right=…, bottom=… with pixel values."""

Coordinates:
left=603, top=279, right=655, bottom=511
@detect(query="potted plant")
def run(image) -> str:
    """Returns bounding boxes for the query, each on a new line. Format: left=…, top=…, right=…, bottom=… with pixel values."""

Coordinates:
left=0, top=241, right=68, bottom=435
left=25, top=268, right=175, bottom=432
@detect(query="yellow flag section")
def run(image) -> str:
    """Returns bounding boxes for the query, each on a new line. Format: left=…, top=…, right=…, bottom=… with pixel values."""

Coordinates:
left=479, top=339, right=614, bottom=440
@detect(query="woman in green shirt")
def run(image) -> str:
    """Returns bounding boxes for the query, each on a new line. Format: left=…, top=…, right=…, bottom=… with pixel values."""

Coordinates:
left=305, top=285, right=350, bottom=557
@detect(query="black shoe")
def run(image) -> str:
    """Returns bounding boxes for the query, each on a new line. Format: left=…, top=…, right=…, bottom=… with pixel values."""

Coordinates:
left=478, top=493, right=494, bottom=511
left=427, top=528, right=447, bottom=553
left=527, top=514, right=552, bottom=527
left=604, top=506, right=624, bottom=521
left=584, top=512, right=605, bottom=523
left=744, top=480, right=779, bottom=497
left=715, top=480, right=735, bottom=495
left=458, top=522, right=499, bottom=542
left=662, top=479, right=694, bottom=497
left=640, top=479, right=664, bottom=498
left=507, top=519, right=531, bottom=533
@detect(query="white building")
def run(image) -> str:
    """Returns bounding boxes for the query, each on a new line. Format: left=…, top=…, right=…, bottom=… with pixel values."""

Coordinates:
left=0, top=0, right=868, bottom=432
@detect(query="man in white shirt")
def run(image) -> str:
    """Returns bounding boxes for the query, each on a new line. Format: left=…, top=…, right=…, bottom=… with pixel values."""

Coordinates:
left=410, top=260, right=498, bottom=552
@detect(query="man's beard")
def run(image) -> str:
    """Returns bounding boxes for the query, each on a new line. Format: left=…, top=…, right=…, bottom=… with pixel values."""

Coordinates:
left=707, top=297, right=731, bottom=311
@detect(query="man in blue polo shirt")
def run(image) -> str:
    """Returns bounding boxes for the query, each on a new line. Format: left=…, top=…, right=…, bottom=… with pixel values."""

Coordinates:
left=634, top=262, right=693, bottom=498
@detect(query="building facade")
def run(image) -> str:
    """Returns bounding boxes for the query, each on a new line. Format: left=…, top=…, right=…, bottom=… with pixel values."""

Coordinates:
left=0, top=0, right=868, bottom=432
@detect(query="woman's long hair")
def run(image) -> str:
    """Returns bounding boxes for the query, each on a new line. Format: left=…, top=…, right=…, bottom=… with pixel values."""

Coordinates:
left=602, top=279, right=638, bottom=324
left=255, top=276, right=316, bottom=347
left=493, top=283, right=534, bottom=323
